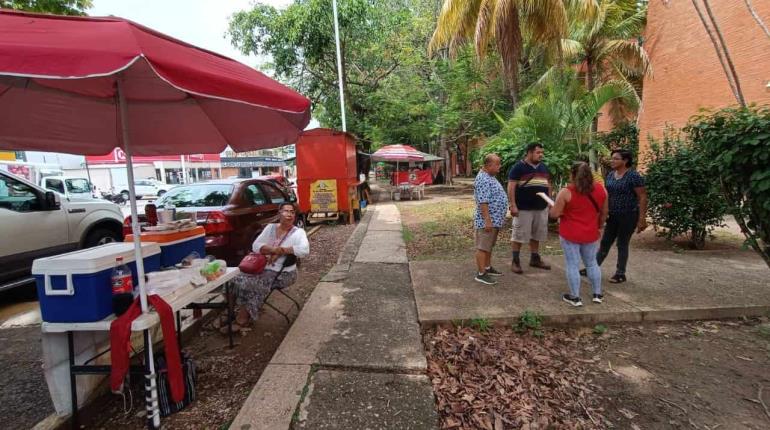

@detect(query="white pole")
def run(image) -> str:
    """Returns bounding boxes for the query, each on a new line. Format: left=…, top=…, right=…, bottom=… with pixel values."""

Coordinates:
left=332, top=0, right=347, bottom=132
left=117, top=77, right=161, bottom=429
left=180, top=155, right=186, bottom=184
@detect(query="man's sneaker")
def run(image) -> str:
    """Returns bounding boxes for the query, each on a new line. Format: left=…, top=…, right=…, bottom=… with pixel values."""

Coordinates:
left=486, top=266, right=503, bottom=276
left=511, top=259, right=523, bottom=274
left=592, top=294, right=604, bottom=304
left=474, top=272, right=497, bottom=285
left=562, top=294, right=583, bottom=307
left=530, top=258, right=551, bottom=270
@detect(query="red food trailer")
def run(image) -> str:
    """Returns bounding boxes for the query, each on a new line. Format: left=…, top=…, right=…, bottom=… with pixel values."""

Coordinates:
left=296, top=128, right=369, bottom=224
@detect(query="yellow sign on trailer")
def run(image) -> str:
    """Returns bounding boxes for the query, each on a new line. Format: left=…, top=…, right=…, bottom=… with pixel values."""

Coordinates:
left=310, top=179, right=338, bottom=212
left=0, top=151, right=15, bottom=161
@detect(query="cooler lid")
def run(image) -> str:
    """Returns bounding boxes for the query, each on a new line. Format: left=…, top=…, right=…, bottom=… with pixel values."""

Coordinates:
left=32, top=242, right=162, bottom=275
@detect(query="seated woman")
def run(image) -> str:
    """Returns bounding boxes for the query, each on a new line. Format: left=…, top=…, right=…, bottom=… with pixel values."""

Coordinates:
left=232, top=202, right=309, bottom=330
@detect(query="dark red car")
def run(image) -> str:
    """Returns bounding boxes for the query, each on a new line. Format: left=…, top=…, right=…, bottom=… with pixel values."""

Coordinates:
left=125, top=178, right=294, bottom=265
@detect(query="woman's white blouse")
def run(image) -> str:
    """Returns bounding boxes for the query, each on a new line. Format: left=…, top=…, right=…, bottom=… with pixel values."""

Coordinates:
left=251, top=224, right=310, bottom=272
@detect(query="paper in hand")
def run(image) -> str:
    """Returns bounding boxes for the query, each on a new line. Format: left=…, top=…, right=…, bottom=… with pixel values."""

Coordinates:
left=537, top=192, right=555, bottom=207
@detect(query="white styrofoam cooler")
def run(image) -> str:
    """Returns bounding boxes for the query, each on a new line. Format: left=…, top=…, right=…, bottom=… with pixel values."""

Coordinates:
left=32, top=242, right=162, bottom=322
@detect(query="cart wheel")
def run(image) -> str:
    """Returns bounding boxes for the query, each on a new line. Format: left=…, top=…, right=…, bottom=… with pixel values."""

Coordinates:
left=295, top=214, right=307, bottom=229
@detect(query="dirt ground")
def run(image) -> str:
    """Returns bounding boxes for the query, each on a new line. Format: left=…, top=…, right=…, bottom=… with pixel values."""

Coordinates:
left=398, top=185, right=747, bottom=261
left=75, top=222, right=355, bottom=429
left=426, top=318, right=770, bottom=430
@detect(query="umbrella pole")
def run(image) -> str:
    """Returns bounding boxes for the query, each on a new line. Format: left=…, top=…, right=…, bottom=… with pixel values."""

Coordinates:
left=117, top=78, right=161, bottom=429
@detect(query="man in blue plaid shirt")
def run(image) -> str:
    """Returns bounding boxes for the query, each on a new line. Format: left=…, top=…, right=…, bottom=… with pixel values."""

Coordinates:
left=473, top=153, right=509, bottom=285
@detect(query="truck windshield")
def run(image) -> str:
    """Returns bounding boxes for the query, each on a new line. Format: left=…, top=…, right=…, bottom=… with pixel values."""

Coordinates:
left=156, top=184, right=233, bottom=207
left=66, top=178, right=91, bottom=194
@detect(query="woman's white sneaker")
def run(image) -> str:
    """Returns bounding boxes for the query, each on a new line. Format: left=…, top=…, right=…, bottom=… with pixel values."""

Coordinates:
left=562, top=294, right=583, bottom=307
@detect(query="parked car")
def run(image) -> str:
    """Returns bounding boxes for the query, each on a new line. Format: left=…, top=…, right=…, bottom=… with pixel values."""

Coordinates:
left=40, top=176, right=98, bottom=200
left=256, top=175, right=298, bottom=204
left=124, top=178, right=293, bottom=265
left=0, top=170, right=124, bottom=292
left=117, top=179, right=170, bottom=200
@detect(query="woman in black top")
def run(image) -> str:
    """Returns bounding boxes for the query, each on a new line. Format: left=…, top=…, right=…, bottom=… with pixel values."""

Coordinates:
left=591, top=149, right=648, bottom=283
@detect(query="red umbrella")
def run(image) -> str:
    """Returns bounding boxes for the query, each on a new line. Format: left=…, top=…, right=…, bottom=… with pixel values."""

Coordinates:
left=0, top=10, right=311, bottom=428
left=0, top=10, right=310, bottom=155
left=371, top=144, right=425, bottom=162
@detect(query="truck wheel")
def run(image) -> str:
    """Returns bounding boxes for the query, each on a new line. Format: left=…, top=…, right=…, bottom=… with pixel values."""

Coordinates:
left=121, top=190, right=130, bottom=201
left=157, top=190, right=166, bottom=197
left=84, top=228, right=121, bottom=248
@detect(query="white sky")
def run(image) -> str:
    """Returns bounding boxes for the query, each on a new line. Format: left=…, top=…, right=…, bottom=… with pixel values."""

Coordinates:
left=27, top=0, right=317, bottom=166
left=90, top=0, right=292, bottom=68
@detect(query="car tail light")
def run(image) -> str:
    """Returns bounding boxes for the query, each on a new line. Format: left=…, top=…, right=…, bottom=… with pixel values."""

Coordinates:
left=203, top=211, right=233, bottom=235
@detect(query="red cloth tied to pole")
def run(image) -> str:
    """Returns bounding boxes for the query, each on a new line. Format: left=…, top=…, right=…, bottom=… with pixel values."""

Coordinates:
left=110, top=295, right=184, bottom=403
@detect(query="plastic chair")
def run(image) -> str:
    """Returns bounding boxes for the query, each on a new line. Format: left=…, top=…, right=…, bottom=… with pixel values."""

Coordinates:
left=410, top=183, right=425, bottom=200
left=263, top=254, right=301, bottom=324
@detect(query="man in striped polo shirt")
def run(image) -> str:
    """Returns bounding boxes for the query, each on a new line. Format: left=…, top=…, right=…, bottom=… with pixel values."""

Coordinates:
left=507, top=143, right=553, bottom=274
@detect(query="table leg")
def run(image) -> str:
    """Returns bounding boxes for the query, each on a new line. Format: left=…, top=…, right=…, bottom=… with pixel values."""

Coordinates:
left=68, top=331, right=78, bottom=430
left=226, top=282, right=234, bottom=349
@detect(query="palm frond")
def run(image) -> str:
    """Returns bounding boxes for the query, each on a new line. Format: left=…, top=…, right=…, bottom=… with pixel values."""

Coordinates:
left=599, top=39, right=651, bottom=78
left=475, top=0, right=498, bottom=58
left=429, top=0, right=482, bottom=56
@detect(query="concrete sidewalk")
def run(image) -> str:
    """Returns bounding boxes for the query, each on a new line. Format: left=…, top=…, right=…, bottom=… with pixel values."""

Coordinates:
left=411, top=248, right=770, bottom=326
left=230, top=204, right=437, bottom=430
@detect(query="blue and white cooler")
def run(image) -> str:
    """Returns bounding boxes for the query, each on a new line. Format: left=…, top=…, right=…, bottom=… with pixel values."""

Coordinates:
left=32, top=242, right=162, bottom=323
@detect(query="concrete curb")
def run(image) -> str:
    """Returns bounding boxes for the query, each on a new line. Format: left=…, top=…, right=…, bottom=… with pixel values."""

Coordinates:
left=418, top=305, right=770, bottom=328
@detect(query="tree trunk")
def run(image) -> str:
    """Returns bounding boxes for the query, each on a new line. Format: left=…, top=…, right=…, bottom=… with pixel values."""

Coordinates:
left=586, top=58, right=599, bottom=170
left=702, top=0, right=747, bottom=107
left=691, top=0, right=746, bottom=107
left=496, top=3, right=522, bottom=111
left=743, top=0, right=770, bottom=40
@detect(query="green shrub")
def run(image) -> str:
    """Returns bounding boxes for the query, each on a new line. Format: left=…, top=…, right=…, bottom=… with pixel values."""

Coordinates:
left=645, top=129, right=727, bottom=249
left=515, top=310, right=544, bottom=333
left=687, top=106, right=770, bottom=268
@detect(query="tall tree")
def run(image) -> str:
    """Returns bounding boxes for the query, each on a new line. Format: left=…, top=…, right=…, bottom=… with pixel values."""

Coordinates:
left=560, top=0, right=649, bottom=111
left=1, top=0, right=92, bottom=15
left=228, top=0, right=418, bottom=143
left=743, top=0, right=770, bottom=41
left=428, top=0, right=597, bottom=110
left=691, top=0, right=746, bottom=107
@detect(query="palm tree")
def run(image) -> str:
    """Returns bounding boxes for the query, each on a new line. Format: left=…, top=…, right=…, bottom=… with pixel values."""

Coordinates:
left=560, top=0, right=650, bottom=109
left=428, top=0, right=598, bottom=110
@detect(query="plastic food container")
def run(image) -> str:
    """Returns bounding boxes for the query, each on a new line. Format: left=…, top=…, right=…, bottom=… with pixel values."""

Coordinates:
left=125, top=226, right=205, bottom=268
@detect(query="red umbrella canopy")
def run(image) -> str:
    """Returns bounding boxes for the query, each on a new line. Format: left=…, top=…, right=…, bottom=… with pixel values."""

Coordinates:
left=371, top=144, right=425, bottom=162
left=0, top=9, right=311, bottom=156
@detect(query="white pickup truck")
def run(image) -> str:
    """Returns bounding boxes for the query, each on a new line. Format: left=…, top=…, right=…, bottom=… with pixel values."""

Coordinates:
left=0, top=170, right=125, bottom=292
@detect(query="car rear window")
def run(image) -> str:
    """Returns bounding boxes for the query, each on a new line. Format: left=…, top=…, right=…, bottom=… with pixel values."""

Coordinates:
left=156, top=184, right=233, bottom=207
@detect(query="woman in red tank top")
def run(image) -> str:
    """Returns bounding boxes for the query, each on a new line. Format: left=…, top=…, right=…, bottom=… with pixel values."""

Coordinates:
left=549, top=163, right=608, bottom=307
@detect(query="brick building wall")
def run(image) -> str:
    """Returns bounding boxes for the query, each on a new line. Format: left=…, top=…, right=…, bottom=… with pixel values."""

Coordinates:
left=636, top=0, right=770, bottom=160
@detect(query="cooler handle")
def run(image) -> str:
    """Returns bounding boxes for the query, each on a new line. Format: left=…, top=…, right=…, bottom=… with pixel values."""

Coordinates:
left=44, top=274, right=75, bottom=296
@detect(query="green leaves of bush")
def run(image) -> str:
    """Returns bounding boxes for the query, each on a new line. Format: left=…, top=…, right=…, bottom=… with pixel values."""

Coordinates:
left=645, top=129, right=727, bottom=249
left=687, top=106, right=770, bottom=267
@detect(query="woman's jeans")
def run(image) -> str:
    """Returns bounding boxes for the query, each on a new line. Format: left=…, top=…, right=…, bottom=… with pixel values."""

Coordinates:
left=559, top=237, right=601, bottom=298
left=597, top=211, right=638, bottom=276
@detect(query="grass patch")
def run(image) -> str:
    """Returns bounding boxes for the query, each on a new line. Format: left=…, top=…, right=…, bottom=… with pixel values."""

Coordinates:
left=402, top=226, right=414, bottom=243
left=515, top=310, right=544, bottom=337
left=470, top=318, right=492, bottom=333
left=593, top=324, right=609, bottom=335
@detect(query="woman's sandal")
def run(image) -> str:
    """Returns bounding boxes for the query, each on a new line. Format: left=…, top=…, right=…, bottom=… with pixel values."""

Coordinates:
left=608, top=274, right=627, bottom=284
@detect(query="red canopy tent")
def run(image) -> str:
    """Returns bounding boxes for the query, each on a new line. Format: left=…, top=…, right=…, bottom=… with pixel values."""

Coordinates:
left=0, top=9, right=310, bottom=428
